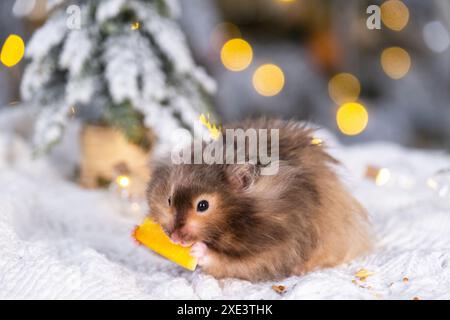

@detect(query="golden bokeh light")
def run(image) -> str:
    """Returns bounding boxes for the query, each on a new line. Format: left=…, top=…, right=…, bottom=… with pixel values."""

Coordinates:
left=220, top=38, right=253, bottom=72
left=116, top=175, right=130, bottom=188
left=328, top=73, right=361, bottom=105
left=252, top=64, right=285, bottom=96
left=310, top=137, right=323, bottom=146
left=336, top=102, right=369, bottom=136
left=1, top=34, right=25, bottom=67
left=130, top=21, right=140, bottom=30
left=381, top=0, right=409, bottom=31
left=375, top=168, right=391, bottom=186
left=381, top=47, right=411, bottom=79
left=199, top=113, right=221, bottom=140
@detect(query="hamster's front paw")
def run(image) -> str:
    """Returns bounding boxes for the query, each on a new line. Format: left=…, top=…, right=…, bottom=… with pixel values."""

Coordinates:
left=190, top=242, right=209, bottom=266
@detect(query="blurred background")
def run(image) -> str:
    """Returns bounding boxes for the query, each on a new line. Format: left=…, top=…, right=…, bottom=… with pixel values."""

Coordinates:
left=1, top=0, right=450, bottom=150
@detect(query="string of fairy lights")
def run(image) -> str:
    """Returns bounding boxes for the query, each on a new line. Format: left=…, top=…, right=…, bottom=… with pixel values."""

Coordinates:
left=214, top=0, right=449, bottom=137
left=327, top=1, right=412, bottom=137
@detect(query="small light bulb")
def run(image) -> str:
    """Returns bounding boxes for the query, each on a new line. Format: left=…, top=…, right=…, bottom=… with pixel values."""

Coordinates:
left=375, top=168, right=391, bottom=186
left=131, top=22, right=140, bottom=30
left=380, top=47, right=411, bottom=80
left=116, top=175, right=130, bottom=188
left=336, top=102, right=369, bottom=136
left=220, top=38, right=253, bottom=72
left=381, top=0, right=409, bottom=32
left=252, top=64, right=285, bottom=96
left=311, top=138, right=323, bottom=146
left=328, top=73, right=361, bottom=105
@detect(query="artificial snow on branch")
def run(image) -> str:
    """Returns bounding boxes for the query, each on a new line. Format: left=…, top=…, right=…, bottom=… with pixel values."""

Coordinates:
left=21, top=0, right=215, bottom=153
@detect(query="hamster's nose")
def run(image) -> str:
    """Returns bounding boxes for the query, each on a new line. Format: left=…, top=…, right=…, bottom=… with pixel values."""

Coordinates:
left=170, top=230, right=193, bottom=247
left=170, top=231, right=182, bottom=245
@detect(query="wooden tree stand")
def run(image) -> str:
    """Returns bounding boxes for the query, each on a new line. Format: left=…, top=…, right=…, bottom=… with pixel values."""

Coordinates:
left=79, top=125, right=152, bottom=198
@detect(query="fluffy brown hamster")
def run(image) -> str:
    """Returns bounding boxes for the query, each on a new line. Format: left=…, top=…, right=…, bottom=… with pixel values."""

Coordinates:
left=146, top=119, right=372, bottom=282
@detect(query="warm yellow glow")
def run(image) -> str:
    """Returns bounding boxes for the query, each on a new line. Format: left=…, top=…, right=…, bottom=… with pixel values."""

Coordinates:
left=131, top=21, right=140, bottom=30
left=355, top=268, right=374, bottom=281
left=375, top=168, right=391, bottom=186
left=199, top=114, right=221, bottom=140
left=381, top=0, right=409, bottom=31
left=328, top=73, right=361, bottom=105
left=311, top=137, right=323, bottom=146
left=116, top=175, right=130, bottom=188
left=252, top=64, right=285, bottom=96
left=1, top=34, right=25, bottom=67
left=336, top=102, right=369, bottom=136
left=220, top=38, right=253, bottom=71
left=381, top=47, right=411, bottom=79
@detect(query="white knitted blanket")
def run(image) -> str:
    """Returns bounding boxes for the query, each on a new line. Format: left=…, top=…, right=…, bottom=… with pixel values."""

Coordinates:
left=1, top=108, right=449, bottom=299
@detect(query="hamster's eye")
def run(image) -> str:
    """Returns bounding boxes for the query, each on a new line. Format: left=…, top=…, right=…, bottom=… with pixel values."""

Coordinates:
left=168, top=197, right=171, bottom=206
left=196, top=200, right=209, bottom=213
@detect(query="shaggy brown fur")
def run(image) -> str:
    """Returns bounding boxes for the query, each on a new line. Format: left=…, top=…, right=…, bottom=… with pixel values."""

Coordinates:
left=147, top=119, right=372, bottom=282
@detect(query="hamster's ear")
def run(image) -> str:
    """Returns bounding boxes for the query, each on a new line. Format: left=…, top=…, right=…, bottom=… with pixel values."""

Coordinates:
left=226, top=163, right=260, bottom=190
left=149, top=156, right=171, bottom=178
left=147, top=157, right=171, bottom=194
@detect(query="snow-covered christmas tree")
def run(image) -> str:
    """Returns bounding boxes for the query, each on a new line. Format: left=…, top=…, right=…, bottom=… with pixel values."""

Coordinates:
left=21, top=0, right=216, bottom=153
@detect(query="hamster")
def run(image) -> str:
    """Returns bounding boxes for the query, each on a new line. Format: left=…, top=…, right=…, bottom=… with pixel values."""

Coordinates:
left=146, top=119, right=372, bottom=282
